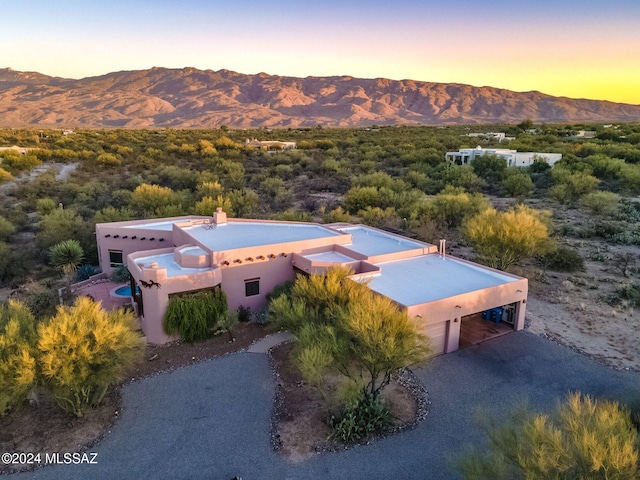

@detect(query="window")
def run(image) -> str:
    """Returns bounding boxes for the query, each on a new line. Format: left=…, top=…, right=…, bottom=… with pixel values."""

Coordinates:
left=245, top=278, right=260, bottom=297
left=109, top=250, right=124, bottom=267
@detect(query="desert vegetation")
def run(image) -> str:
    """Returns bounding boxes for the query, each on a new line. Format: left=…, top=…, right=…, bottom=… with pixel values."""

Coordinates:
left=0, top=122, right=639, bottom=464
left=268, top=267, right=430, bottom=442
left=0, top=297, right=143, bottom=418
left=458, top=392, right=640, bottom=479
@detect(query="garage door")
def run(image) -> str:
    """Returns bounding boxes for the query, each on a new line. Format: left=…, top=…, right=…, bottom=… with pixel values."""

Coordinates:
left=424, top=320, right=448, bottom=356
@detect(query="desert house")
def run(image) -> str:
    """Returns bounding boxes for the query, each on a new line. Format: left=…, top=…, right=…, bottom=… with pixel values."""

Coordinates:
left=0, top=145, right=32, bottom=155
left=245, top=139, right=297, bottom=150
left=95, top=211, right=528, bottom=354
left=446, top=146, right=562, bottom=167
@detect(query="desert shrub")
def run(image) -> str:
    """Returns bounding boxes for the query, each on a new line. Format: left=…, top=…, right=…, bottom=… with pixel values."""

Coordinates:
left=76, top=264, right=97, bottom=281
left=163, top=289, right=228, bottom=343
left=332, top=391, right=392, bottom=444
left=358, top=206, right=399, bottom=228
left=0, top=216, right=15, bottom=240
left=550, top=170, right=600, bottom=205
left=500, top=170, right=534, bottom=199
left=0, top=167, right=13, bottom=184
left=23, top=290, right=58, bottom=319
left=111, top=264, right=131, bottom=283
left=538, top=246, right=584, bottom=272
left=37, top=297, right=144, bottom=417
left=605, top=284, right=640, bottom=309
left=0, top=301, right=38, bottom=416
left=36, top=198, right=57, bottom=216
left=580, top=191, right=620, bottom=215
left=463, top=205, right=556, bottom=271
left=457, top=392, right=640, bottom=480
left=425, top=186, right=490, bottom=229
left=266, top=280, right=294, bottom=303
left=617, top=201, right=640, bottom=223
left=237, top=305, right=251, bottom=323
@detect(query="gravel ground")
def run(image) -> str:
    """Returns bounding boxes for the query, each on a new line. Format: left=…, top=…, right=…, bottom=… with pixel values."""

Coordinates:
left=11, top=331, right=640, bottom=480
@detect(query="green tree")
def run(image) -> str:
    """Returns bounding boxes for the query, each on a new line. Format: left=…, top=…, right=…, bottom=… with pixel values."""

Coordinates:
left=0, top=301, right=38, bottom=416
left=463, top=205, right=555, bottom=271
left=129, top=183, right=176, bottom=215
left=501, top=170, right=534, bottom=199
left=38, top=297, right=143, bottom=417
left=458, top=393, right=640, bottom=480
left=269, top=268, right=429, bottom=403
left=426, top=186, right=490, bottom=228
left=37, top=206, right=86, bottom=250
left=472, top=154, right=507, bottom=183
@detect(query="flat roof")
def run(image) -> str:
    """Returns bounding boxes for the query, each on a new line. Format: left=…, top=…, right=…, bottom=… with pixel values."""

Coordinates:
left=336, top=226, right=426, bottom=257
left=365, top=254, right=518, bottom=306
left=122, top=220, right=176, bottom=231
left=135, top=253, right=212, bottom=277
left=182, top=221, right=343, bottom=251
left=302, top=251, right=357, bottom=264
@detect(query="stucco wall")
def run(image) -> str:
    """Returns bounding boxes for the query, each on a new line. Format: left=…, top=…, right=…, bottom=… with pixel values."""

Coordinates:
left=220, top=256, right=295, bottom=312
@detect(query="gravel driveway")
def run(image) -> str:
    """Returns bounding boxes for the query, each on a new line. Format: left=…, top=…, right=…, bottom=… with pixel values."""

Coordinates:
left=14, top=331, right=640, bottom=480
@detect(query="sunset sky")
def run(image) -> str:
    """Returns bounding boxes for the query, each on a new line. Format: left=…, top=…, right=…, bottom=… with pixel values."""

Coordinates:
left=2, top=0, right=639, bottom=104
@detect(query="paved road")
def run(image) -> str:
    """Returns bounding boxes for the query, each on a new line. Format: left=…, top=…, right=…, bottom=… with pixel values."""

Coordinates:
left=14, top=331, right=640, bottom=480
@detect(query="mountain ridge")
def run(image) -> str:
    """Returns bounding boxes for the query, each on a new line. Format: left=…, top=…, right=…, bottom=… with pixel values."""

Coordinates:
left=1, top=67, right=639, bottom=128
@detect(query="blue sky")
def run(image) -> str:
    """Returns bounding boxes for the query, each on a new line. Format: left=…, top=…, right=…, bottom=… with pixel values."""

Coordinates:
left=2, top=0, right=639, bottom=103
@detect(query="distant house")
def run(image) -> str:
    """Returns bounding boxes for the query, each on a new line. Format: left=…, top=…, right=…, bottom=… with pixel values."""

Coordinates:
left=464, top=132, right=507, bottom=143
left=0, top=145, right=31, bottom=155
left=245, top=139, right=297, bottom=150
left=96, top=210, right=528, bottom=355
left=446, top=146, right=562, bottom=168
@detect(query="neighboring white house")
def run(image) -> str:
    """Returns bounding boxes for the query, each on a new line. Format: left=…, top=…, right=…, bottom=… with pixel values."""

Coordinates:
left=245, top=139, right=297, bottom=150
left=464, top=132, right=508, bottom=143
left=446, top=146, right=562, bottom=167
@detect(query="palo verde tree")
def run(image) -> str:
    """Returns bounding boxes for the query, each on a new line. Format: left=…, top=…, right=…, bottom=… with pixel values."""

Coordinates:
left=269, top=267, right=430, bottom=431
left=463, top=205, right=556, bottom=271
left=457, top=392, right=640, bottom=480
left=37, top=296, right=144, bottom=417
left=0, top=300, right=38, bottom=416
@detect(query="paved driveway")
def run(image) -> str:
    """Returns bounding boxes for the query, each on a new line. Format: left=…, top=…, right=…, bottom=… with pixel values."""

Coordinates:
left=15, top=331, right=640, bottom=480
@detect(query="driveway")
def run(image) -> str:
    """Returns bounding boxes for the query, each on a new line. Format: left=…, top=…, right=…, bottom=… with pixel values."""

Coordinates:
left=15, top=331, right=640, bottom=480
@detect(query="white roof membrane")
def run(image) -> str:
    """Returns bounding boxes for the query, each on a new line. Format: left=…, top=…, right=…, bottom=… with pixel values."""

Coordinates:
left=135, top=253, right=212, bottom=277
left=182, top=222, right=342, bottom=251
left=336, top=226, right=426, bottom=257
left=366, top=254, right=517, bottom=306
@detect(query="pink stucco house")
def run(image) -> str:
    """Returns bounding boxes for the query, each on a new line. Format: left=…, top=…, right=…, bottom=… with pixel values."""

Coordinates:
left=95, top=209, right=528, bottom=354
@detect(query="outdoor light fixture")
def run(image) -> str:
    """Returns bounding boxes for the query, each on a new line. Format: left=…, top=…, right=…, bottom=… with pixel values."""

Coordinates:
left=113, top=235, right=119, bottom=238
left=149, top=237, right=155, bottom=241
left=122, top=236, right=128, bottom=239
left=131, top=236, right=137, bottom=239
left=269, top=254, right=276, bottom=258
left=105, top=234, right=111, bottom=238
left=247, top=257, right=254, bottom=262
left=257, top=255, right=265, bottom=260
left=140, top=237, right=146, bottom=240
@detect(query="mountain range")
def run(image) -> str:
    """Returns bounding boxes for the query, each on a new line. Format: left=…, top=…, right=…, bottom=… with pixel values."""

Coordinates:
left=1, top=67, right=639, bottom=128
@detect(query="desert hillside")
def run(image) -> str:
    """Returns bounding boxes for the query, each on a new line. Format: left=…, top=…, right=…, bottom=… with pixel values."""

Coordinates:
left=1, top=67, right=640, bottom=128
